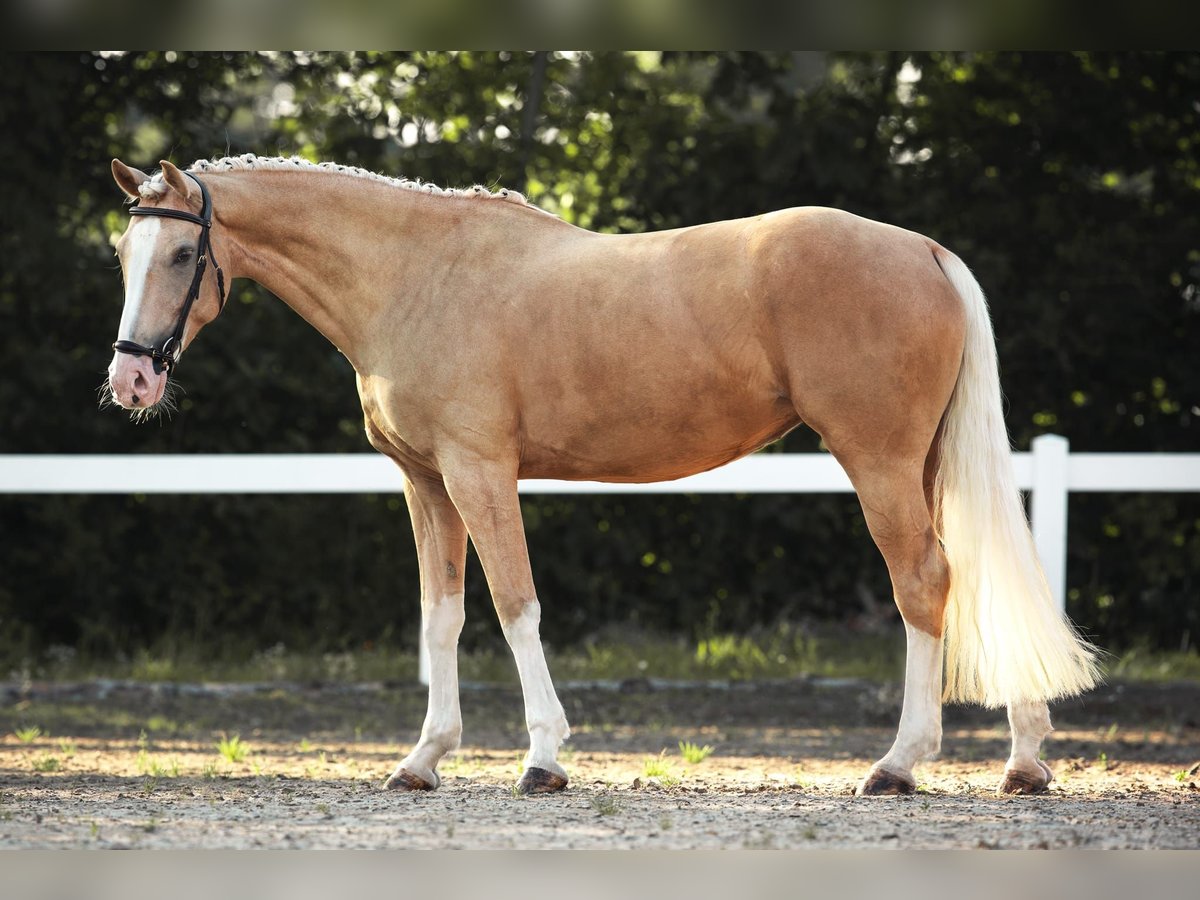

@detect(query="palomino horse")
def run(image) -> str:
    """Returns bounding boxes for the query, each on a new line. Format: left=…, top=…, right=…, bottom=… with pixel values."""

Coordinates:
left=106, top=155, right=1099, bottom=796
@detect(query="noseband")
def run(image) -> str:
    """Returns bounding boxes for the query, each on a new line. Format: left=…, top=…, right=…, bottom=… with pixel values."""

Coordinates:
left=112, top=171, right=227, bottom=375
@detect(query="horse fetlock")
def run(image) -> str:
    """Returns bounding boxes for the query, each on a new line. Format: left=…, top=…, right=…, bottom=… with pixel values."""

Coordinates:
left=523, top=715, right=570, bottom=776
left=419, top=725, right=462, bottom=756
left=886, top=724, right=941, bottom=768
left=924, top=727, right=943, bottom=759
left=399, top=728, right=460, bottom=782
left=527, top=711, right=570, bottom=744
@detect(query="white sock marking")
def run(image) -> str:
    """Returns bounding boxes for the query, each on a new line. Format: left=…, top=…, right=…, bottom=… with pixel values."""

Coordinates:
left=876, top=623, right=943, bottom=778
left=397, top=593, right=465, bottom=782
left=1007, top=700, right=1053, bottom=774
left=501, top=601, right=569, bottom=773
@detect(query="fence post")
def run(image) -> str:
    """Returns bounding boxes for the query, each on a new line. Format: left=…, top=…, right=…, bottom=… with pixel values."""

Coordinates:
left=1030, top=433, right=1069, bottom=614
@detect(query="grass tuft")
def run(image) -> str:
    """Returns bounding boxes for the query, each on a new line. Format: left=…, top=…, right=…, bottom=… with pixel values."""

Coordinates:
left=14, top=726, right=42, bottom=744
left=590, top=794, right=621, bottom=816
left=216, top=733, right=249, bottom=764
left=32, top=754, right=61, bottom=773
left=678, top=740, right=714, bottom=764
left=643, top=750, right=681, bottom=786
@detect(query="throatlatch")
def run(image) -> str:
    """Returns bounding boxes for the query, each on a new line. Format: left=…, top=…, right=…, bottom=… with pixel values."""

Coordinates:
left=112, top=170, right=227, bottom=375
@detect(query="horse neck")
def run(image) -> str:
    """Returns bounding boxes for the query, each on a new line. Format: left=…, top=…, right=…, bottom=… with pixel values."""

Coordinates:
left=209, top=169, right=526, bottom=368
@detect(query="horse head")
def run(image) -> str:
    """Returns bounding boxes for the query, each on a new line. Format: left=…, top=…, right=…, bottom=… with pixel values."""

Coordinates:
left=106, top=158, right=227, bottom=414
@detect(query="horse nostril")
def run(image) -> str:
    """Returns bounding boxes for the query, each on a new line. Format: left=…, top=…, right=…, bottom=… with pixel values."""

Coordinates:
left=131, top=370, right=150, bottom=407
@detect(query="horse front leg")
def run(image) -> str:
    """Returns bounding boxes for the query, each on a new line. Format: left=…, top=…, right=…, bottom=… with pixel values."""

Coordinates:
left=384, top=473, right=469, bottom=791
left=443, top=463, right=571, bottom=794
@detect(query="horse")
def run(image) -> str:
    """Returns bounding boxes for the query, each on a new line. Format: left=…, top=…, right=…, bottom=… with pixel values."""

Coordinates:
left=104, top=154, right=1099, bottom=796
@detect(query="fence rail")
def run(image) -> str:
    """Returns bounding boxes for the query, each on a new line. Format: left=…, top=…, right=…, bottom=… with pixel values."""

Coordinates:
left=4, top=436, right=1199, bottom=683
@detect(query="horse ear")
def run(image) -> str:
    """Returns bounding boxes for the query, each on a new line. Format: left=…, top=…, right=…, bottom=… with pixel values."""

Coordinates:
left=158, top=160, right=195, bottom=201
left=112, top=159, right=150, bottom=199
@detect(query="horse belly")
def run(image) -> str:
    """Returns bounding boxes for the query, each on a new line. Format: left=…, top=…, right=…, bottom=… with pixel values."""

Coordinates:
left=516, top=371, right=799, bottom=483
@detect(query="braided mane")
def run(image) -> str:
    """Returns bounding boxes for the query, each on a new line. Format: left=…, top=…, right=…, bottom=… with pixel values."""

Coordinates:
left=133, top=153, right=555, bottom=218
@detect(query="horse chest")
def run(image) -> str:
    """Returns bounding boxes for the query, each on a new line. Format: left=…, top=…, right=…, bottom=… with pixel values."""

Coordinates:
left=356, top=378, right=443, bottom=476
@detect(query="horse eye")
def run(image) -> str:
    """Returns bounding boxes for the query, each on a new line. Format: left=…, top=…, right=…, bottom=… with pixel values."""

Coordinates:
left=174, top=248, right=193, bottom=265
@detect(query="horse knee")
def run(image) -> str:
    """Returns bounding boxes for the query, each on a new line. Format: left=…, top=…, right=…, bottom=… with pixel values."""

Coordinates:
left=495, top=594, right=539, bottom=636
left=422, top=593, right=465, bottom=648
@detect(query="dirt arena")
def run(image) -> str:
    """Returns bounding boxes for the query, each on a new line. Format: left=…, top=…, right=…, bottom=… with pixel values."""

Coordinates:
left=2, top=677, right=1197, bottom=849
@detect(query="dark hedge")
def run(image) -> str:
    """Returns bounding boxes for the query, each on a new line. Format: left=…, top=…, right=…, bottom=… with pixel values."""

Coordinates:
left=1, top=52, right=1196, bottom=662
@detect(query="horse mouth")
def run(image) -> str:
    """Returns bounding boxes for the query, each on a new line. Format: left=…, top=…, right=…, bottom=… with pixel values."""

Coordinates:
left=96, top=375, right=181, bottom=423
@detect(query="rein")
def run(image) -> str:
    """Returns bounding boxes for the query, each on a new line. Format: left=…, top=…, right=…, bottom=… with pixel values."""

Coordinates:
left=113, top=171, right=227, bottom=375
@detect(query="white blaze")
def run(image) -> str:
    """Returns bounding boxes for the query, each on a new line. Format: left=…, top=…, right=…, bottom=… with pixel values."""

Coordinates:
left=116, top=217, right=161, bottom=341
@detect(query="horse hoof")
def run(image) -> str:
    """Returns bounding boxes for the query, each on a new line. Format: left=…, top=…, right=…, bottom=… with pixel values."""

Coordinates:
left=856, top=767, right=916, bottom=796
left=997, top=768, right=1050, bottom=795
left=516, top=767, right=568, bottom=795
left=383, top=768, right=439, bottom=792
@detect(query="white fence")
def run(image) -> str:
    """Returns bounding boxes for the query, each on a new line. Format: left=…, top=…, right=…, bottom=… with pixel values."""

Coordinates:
left=3, top=435, right=1199, bottom=682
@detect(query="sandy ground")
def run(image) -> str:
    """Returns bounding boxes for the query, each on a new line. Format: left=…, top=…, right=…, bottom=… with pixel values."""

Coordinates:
left=1, top=678, right=1197, bottom=849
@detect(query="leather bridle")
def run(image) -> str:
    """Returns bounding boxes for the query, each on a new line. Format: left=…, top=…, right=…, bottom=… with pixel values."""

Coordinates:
left=112, top=171, right=227, bottom=375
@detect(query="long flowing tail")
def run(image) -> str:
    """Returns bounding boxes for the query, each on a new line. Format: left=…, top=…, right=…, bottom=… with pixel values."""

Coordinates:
left=932, top=246, right=1100, bottom=708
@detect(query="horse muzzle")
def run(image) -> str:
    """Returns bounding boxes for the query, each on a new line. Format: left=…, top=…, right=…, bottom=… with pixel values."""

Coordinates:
left=108, top=350, right=168, bottom=409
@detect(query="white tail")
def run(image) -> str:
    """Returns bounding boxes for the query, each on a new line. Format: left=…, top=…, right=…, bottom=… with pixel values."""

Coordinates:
left=932, top=247, right=1100, bottom=708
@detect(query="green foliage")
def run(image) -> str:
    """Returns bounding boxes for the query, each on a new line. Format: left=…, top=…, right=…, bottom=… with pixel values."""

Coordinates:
left=642, top=750, right=681, bottom=785
left=32, top=754, right=61, bottom=772
left=11, top=631, right=1193, bottom=684
left=216, top=734, right=249, bottom=764
left=13, top=726, right=42, bottom=744
left=678, top=740, right=714, bottom=764
left=19, top=623, right=910, bottom=683
left=0, top=52, right=1197, bottom=663
left=1108, top=646, right=1200, bottom=681
left=138, top=754, right=181, bottom=779
left=136, top=730, right=181, bottom=777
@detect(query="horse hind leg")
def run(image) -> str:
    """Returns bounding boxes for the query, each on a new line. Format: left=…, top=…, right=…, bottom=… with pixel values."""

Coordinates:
left=999, top=701, right=1054, bottom=794
left=848, top=463, right=951, bottom=796
left=837, top=421, right=1056, bottom=799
